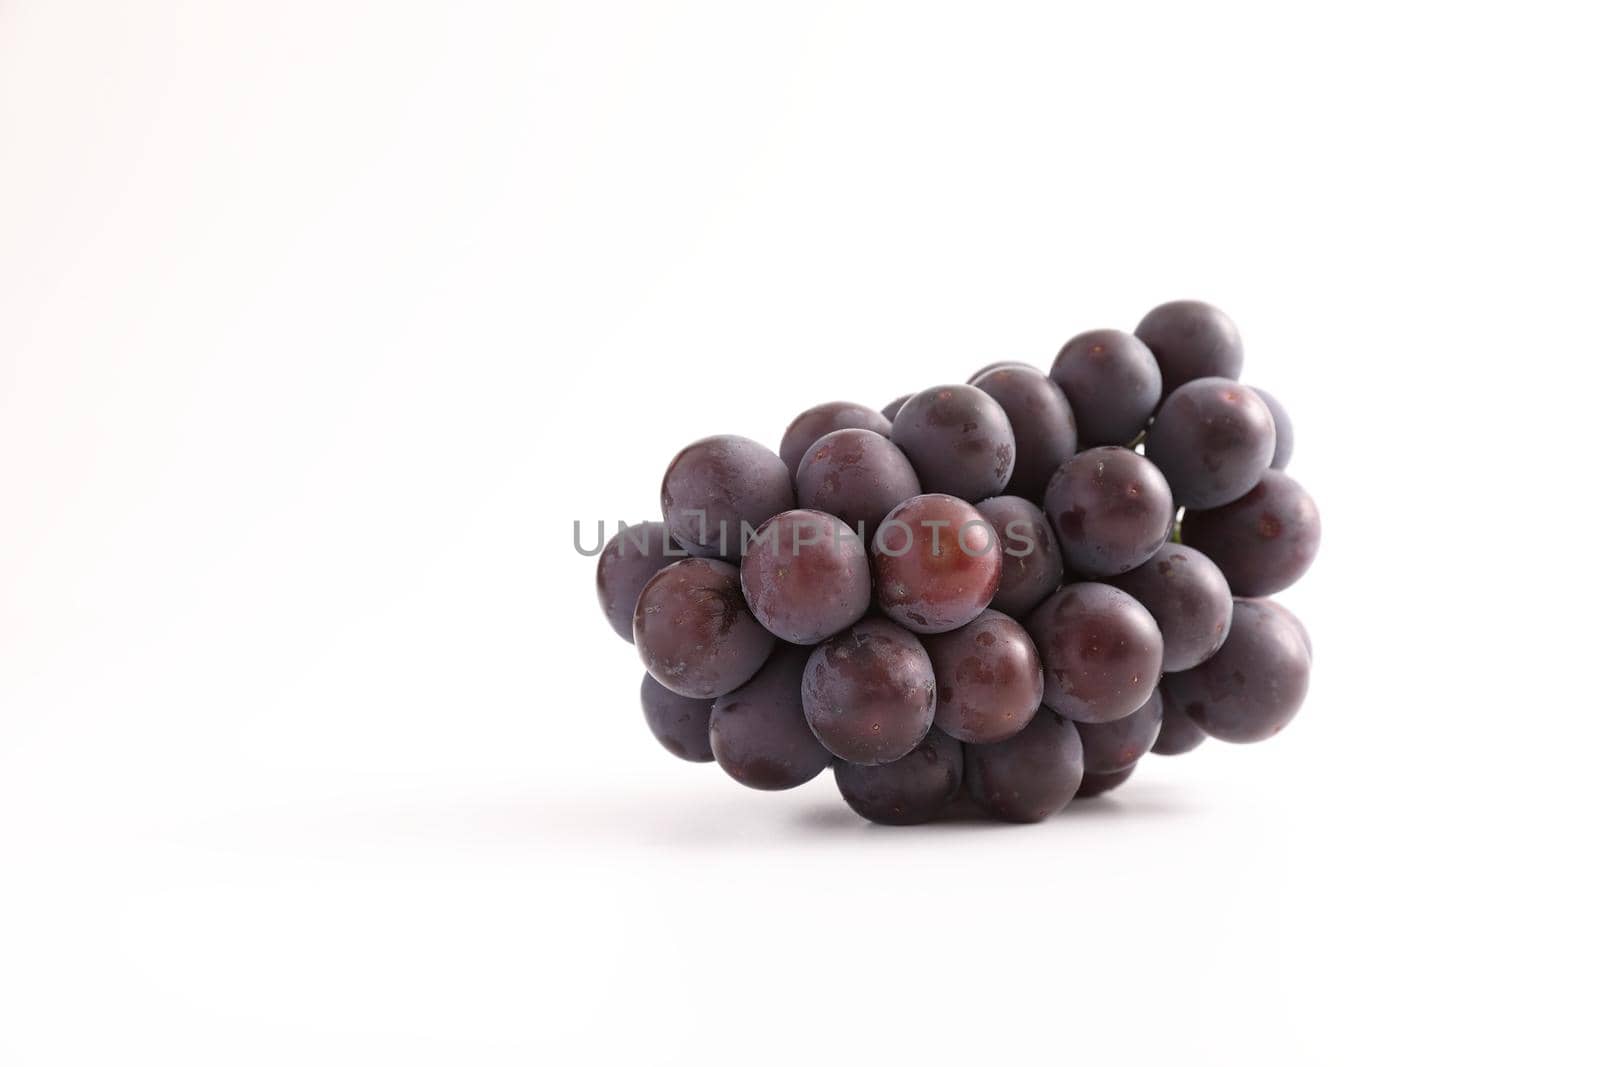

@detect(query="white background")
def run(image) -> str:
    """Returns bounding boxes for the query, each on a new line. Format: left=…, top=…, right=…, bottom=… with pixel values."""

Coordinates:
left=3, top=2, right=1597, bottom=1063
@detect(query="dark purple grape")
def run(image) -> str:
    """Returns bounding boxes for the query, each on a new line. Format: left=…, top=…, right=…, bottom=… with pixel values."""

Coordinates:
left=1181, top=469, right=1320, bottom=596
left=661, top=435, right=794, bottom=559
left=965, top=711, right=1084, bottom=823
left=778, top=401, right=894, bottom=478
left=890, top=384, right=1016, bottom=501
left=973, top=496, right=1065, bottom=618
left=1146, top=377, right=1276, bottom=509
left=595, top=520, right=682, bottom=642
left=922, top=608, right=1043, bottom=744
left=1049, top=329, right=1162, bottom=446
left=801, top=617, right=937, bottom=765
left=1075, top=688, right=1161, bottom=774
left=1026, top=582, right=1163, bottom=723
left=633, top=558, right=775, bottom=698
left=640, top=673, right=714, bottom=762
left=709, top=645, right=832, bottom=789
left=1151, top=680, right=1207, bottom=756
left=1252, top=387, right=1294, bottom=470
left=971, top=366, right=1078, bottom=500
left=1042, top=446, right=1174, bottom=578
left=871, top=494, right=1002, bottom=634
left=1135, top=300, right=1244, bottom=399
left=833, top=728, right=963, bottom=825
left=967, top=360, right=1035, bottom=383
left=1105, top=542, right=1233, bottom=672
left=1163, top=599, right=1310, bottom=743
left=881, top=394, right=911, bottom=421
left=1075, top=764, right=1135, bottom=798
left=1257, top=597, right=1312, bottom=660
left=794, top=428, right=921, bottom=543
left=740, top=510, right=871, bottom=645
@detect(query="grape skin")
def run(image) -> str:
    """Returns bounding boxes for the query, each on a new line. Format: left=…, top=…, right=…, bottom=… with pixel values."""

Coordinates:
left=595, top=520, right=681, bottom=643
left=633, top=558, right=776, bottom=698
left=1026, top=582, right=1163, bottom=723
left=965, top=710, right=1085, bottom=823
left=881, top=394, right=910, bottom=421
left=1075, top=764, right=1135, bottom=799
left=1181, top=469, right=1321, bottom=597
left=1105, top=542, right=1234, bottom=672
left=802, top=617, right=938, bottom=765
left=967, top=360, right=1035, bottom=383
left=640, top=673, right=714, bottom=763
left=794, top=428, right=921, bottom=544
left=1049, top=329, right=1162, bottom=447
left=971, top=365, right=1079, bottom=500
left=1146, top=376, right=1276, bottom=509
left=890, top=384, right=1017, bottom=501
left=1252, top=387, right=1295, bottom=470
left=871, top=494, right=1002, bottom=634
left=922, top=608, right=1044, bottom=745
left=1135, top=299, right=1244, bottom=399
left=740, top=510, right=871, bottom=645
left=973, top=495, right=1066, bottom=619
left=833, top=728, right=964, bottom=825
left=1150, top=680, right=1206, bottom=755
left=661, top=434, right=794, bottom=559
left=1042, top=446, right=1174, bottom=578
left=1162, top=599, right=1311, bottom=743
left=710, top=645, right=833, bottom=790
left=1075, top=688, right=1162, bottom=774
left=778, top=401, right=894, bottom=478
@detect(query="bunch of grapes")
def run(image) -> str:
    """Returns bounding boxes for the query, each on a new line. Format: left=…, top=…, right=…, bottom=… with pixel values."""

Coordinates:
left=595, top=300, right=1319, bottom=824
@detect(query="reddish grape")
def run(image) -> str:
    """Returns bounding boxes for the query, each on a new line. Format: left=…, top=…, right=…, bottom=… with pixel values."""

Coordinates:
left=871, top=494, right=1002, bottom=634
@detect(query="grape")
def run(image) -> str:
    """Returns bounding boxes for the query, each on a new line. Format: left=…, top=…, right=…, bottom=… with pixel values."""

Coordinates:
left=801, top=617, right=937, bottom=765
left=1075, top=688, right=1161, bottom=774
left=971, top=365, right=1078, bottom=500
left=1181, top=469, right=1320, bottom=596
left=1146, top=377, right=1276, bottom=509
left=661, top=435, right=794, bottom=559
left=640, top=673, right=714, bottom=762
left=740, top=510, right=871, bottom=645
left=1258, top=597, right=1313, bottom=660
left=1049, top=329, right=1162, bottom=446
left=1135, top=299, right=1244, bottom=399
left=922, top=608, right=1043, bottom=744
left=964, top=710, right=1084, bottom=823
left=881, top=394, right=910, bottom=421
left=595, top=520, right=681, bottom=643
left=1075, top=764, right=1135, bottom=798
left=967, top=360, right=1034, bottom=383
left=710, top=644, right=833, bottom=789
left=1162, top=599, right=1311, bottom=743
left=633, top=558, right=776, bottom=698
left=1105, top=542, right=1233, bottom=671
left=1042, top=446, right=1174, bottom=578
left=1252, top=387, right=1294, bottom=470
left=890, top=384, right=1016, bottom=501
left=833, top=728, right=963, bottom=825
left=778, top=401, right=894, bottom=478
left=1151, top=681, right=1207, bottom=756
left=1026, top=582, right=1163, bottom=723
left=973, top=495, right=1066, bottom=618
left=794, top=428, right=921, bottom=544
left=871, top=493, right=1002, bottom=634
